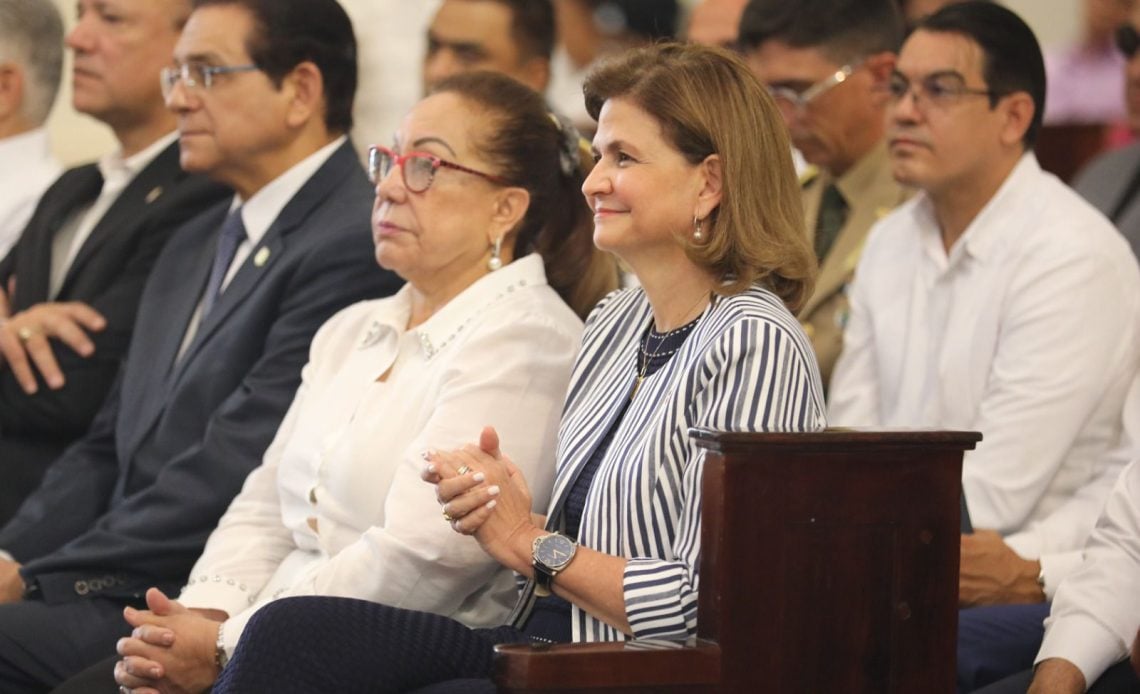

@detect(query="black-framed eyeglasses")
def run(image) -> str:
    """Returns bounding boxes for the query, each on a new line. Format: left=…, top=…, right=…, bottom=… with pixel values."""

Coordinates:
left=367, top=145, right=509, bottom=192
left=160, top=62, right=260, bottom=100
left=1117, top=24, right=1140, bottom=59
left=887, top=71, right=1002, bottom=109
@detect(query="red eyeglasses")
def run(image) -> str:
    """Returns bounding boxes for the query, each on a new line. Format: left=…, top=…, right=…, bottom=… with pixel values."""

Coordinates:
left=367, top=145, right=508, bottom=192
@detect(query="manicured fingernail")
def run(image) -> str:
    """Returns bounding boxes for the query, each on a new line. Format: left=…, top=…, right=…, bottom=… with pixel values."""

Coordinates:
left=151, top=666, right=162, bottom=677
left=473, top=472, right=486, bottom=482
left=487, top=485, right=501, bottom=497
left=162, top=632, right=174, bottom=645
left=486, top=500, right=497, bottom=509
left=420, top=450, right=431, bottom=460
left=423, top=463, right=437, bottom=474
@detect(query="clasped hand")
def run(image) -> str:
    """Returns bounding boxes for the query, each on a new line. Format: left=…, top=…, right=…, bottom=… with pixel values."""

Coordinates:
left=422, top=426, right=541, bottom=572
left=0, top=286, right=105, bottom=394
left=114, top=588, right=224, bottom=694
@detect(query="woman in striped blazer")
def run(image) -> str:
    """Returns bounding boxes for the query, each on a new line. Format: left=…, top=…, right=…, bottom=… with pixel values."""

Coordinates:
left=207, top=42, right=827, bottom=693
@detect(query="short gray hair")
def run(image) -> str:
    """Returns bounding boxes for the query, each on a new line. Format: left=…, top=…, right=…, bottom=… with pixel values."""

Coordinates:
left=0, top=0, right=64, bottom=125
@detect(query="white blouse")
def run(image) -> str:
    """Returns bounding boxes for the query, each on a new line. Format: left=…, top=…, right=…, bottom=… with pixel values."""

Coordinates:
left=178, top=254, right=583, bottom=652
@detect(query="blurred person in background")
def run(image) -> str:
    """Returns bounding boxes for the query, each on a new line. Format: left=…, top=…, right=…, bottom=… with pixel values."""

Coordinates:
left=1044, top=0, right=1134, bottom=127
left=548, top=0, right=680, bottom=133
left=0, top=0, right=62, bottom=257
left=740, top=0, right=910, bottom=389
left=685, top=0, right=748, bottom=49
left=423, top=0, right=554, bottom=93
left=1070, top=1, right=1140, bottom=261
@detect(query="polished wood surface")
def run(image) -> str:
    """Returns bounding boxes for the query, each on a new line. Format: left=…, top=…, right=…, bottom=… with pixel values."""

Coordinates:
left=494, top=428, right=980, bottom=693
left=1036, top=123, right=1109, bottom=182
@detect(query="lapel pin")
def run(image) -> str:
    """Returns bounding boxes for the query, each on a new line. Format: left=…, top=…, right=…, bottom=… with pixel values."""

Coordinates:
left=254, top=247, right=271, bottom=267
left=145, top=186, right=163, bottom=204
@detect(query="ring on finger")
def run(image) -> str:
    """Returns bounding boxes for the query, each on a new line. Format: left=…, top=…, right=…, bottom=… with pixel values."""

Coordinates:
left=16, top=326, right=35, bottom=343
left=442, top=507, right=455, bottom=522
left=456, top=465, right=472, bottom=476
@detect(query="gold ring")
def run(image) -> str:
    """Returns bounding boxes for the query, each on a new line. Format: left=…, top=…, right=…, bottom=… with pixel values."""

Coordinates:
left=442, top=507, right=455, bottom=522
left=456, top=465, right=472, bottom=476
left=16, top=326, right=35, bottom=343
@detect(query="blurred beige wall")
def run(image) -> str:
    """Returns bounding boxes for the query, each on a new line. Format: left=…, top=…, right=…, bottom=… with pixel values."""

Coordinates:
left=1004, top=0, right=1082, bottom=49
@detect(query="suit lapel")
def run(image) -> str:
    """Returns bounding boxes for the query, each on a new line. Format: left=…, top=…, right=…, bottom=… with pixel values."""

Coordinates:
left=120, top=204, right=223, bottom=458
left=14, top=165, right=103, bottom=305
left=58, top=143, right=183, bottom=297
left=167, top=141, right=358, bottom=384
left=169, top=233, right=284, bottom=381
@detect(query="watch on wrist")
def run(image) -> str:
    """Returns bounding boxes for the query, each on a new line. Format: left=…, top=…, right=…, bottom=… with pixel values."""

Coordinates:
left=215, top=622, right=229, bottom=671
left=532, top=533, right=577, bottom=597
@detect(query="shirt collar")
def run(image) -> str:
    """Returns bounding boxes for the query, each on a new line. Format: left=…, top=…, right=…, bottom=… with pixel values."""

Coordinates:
left=97, top=130, right=178, bottom=190
left=957, top=152, right=1039, bottom=263
left=914, top=151, right=1040, bottom=267
left=366, top=253, right=550, bottom=360
left=231, top=135, right=347, bottom=249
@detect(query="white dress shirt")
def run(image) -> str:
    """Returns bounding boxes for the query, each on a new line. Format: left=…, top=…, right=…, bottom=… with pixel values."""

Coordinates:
left=178, top=253, right=583, bottom=652
left=0, top=128, right=60, bottom=259
left=830, top=154, right=1140, bottom=592
left=1036, top=458, right=1140, bottom=685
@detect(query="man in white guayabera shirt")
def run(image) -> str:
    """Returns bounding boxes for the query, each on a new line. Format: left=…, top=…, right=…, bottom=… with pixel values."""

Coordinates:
left=827, top=3, right=1140, bottom=690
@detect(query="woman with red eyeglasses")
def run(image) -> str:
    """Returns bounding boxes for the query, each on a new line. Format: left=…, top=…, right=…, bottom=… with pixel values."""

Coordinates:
left=97, top=70, right=617, bottom=694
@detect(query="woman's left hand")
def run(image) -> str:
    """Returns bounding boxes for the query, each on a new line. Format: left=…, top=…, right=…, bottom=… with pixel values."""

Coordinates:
left=423, top=426, right=540, bottom=571
left=114, top=588, right=222, bottom=694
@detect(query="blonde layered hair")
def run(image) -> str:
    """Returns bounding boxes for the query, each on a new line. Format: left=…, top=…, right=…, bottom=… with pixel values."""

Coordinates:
left=584, top=42, right=815, bottom=312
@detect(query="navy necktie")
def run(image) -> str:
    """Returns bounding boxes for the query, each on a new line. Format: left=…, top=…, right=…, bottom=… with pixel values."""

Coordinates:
left=200, top=208, right=246, bottom=318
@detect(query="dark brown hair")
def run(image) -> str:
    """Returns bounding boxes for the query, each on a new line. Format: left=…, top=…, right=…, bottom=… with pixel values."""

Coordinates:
left=431, top=71, right=619, bottom=319
left=191, top=0, right=357, bottom=133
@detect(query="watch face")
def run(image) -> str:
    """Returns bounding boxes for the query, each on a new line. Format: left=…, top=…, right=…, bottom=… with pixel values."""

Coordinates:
left=535, top=534, right=575, bottom=570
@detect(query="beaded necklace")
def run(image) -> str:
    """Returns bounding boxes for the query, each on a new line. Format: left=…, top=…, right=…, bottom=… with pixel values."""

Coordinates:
left=630, top=297, right=707, bottom=400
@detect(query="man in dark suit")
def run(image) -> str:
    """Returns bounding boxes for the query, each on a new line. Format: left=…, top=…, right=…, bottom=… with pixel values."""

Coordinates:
left=0, top=0, right=229, bottom=522
left=0, top=0, right=401, bottom=690
left=1071, top=7, right=1140, bottom=263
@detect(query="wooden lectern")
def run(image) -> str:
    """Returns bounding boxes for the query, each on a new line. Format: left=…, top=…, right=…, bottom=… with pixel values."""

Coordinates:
left=493, top=428, right=981, bottom=693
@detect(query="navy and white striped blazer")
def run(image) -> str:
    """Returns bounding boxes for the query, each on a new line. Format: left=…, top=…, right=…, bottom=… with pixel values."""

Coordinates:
left=508, top=282, right=827, bottom=642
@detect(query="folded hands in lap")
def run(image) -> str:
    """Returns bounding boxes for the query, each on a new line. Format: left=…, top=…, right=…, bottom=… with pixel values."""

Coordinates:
left=114, top=588, right=224, bottom=694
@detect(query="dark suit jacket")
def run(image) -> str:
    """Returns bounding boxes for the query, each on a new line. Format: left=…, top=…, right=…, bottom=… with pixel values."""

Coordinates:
left=0, top=140, right=402, bottom=602
left=0, top=142, right=229, bottom=441
left=1073, top=142, right=1140, bottom=262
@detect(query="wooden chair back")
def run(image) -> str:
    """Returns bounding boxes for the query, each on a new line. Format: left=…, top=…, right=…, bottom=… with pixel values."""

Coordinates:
left=494, top=428, right=980, bottom=693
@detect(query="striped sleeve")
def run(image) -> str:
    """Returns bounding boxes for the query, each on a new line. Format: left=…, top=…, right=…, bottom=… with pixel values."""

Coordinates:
left=621, top=314, right=825, bottom=640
